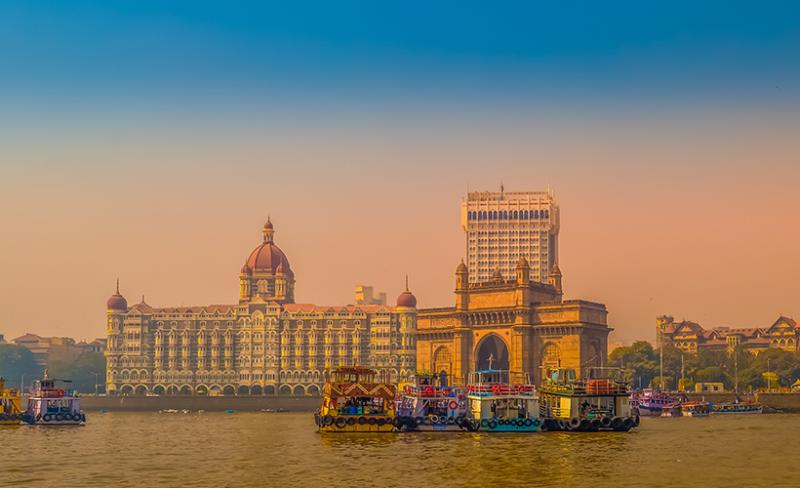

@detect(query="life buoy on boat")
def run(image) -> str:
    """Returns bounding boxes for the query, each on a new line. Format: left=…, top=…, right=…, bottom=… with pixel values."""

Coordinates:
left=480, top=419, right=489, bottom=428
left=611, top=417, right=624, bottom=430
left=367, top=417, right=377, bottom=425
left=447, top=417, right=456, bottom=425
left=448, top=400, right=459, bottom=410
left=64, top=413, right=73, bottom=421
left=430, top=415, right=440, bottom=424
left=345, top=417, right=356, bottom=426
left=55, top=414, right=64, bottom=422
left=568, top=417, right=581, bottom=430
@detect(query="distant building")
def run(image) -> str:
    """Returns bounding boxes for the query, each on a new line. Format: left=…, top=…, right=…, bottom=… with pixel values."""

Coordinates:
left=461, top=188, right=559, bottom=285
left=416, top=256, right=610, bottom=386
left=354, top=285, right=387, bottom=306
left=10, top=334, right=100, bottom=366
left=105, top=219, right=417, bottom=396
left=657, top=315, right=799, bottom=354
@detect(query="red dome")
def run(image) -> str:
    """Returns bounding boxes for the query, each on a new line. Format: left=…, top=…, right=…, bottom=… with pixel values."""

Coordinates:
left=107, top=293, right=127, bottom=311
left=245, top=241, right=291, bottom=275
left=396, top=291, right=417, bottom=308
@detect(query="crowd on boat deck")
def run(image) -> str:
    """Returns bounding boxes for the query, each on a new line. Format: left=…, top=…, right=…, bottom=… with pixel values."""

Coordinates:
left=335, top=397, right=386, bottom=416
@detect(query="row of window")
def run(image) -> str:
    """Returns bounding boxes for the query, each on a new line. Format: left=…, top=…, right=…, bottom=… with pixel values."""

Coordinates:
left=468, top=209, right=550, bottom=221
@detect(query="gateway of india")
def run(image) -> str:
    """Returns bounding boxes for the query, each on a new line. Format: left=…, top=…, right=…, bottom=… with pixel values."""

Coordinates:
left=104, top=219, right=417, bottom=396
left=415, top=189, right=611, bottom=386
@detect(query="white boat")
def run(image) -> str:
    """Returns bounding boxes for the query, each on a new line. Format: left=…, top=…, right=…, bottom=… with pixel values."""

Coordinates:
left=23, top=371, right=85, bottom=425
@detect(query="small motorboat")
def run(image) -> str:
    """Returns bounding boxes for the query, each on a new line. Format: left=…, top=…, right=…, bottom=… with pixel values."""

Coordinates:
left=23, top=371, right=85, bottom=425
left=681, top=401, right=711, bottom=417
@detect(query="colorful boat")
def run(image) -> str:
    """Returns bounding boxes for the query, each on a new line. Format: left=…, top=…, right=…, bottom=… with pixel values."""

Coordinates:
left=23, top=372, right=86, bottom=425
left=660, top=403, right=682, bottom=417
left=712, top=401, right=763, bottom=415
left=631, top=389, right=681, bottom=416
left=681, top=401, right=711, bottom=417
left=464, top=370, right=541, bottom=432
left=394, top=373, right=468, bottom=432
left=538, top=367, right=639, bottom=432
left=1, top=377, right=29, bottom=425
left=314, top=366, right=396, bottom=432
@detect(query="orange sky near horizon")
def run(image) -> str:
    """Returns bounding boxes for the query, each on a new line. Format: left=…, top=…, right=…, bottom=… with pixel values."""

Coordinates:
left=1, top=108, right=799, bottom=344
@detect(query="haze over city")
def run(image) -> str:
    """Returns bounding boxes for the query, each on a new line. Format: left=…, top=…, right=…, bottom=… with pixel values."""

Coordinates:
left=2, top=2, right=799, bottom=344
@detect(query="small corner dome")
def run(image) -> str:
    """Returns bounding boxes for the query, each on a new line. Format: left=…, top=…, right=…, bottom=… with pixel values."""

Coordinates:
left=396, top=290, right=417, bottom=308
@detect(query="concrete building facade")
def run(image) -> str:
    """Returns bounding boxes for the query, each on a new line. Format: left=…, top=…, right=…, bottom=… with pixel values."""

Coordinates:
left=461, top=188, right=559, bottom=284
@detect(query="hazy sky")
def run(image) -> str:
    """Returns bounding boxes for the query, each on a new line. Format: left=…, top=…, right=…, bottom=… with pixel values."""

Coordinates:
left=1, top=2, right=799, bottom=343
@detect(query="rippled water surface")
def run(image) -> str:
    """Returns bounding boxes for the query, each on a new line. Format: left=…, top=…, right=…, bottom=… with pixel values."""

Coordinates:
left=2, top=412, right=797, bottom=487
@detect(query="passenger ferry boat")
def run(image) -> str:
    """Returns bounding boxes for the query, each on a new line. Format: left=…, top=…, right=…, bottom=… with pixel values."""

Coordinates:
left=23, top=372, right=86, bottom=425
left=464, top=370, right=541, bottom=432
left=314, top=366, right=396, bottom=433
left=395, top=373, right=468, bottom=432
left=538, top=367, right=639, bottom=432
left=712, top=401, right=763, bottom=415
left=1, top=377, right=28, bottom=425
left=631, top=389, right=681, bottom=416
left=681, top=401, right=711, bottom=417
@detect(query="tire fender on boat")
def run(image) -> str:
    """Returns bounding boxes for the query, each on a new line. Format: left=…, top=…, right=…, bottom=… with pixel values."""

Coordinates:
left=487, top=419, right=498, bottom=430
left=42, top=414, right=52, bottom=422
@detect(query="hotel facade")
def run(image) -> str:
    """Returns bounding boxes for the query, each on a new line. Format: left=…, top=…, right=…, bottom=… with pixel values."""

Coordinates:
left=104, top=220, right=417, bottom=396
left=461, top=188, right=559, bottom=285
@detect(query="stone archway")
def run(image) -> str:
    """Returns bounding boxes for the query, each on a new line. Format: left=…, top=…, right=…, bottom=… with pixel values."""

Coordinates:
left=237, top=385, right=250, bottom=396
left=278, top=385, right=292, bottom=395
left=134, top=385, right=148, bottom=396
left=307, top=384, right=320, bottom=396
left=250, top=385, right=263, bottom=395
left=265, top=385, right=276, bottom=395
left=196, top=385, right=209, bottom=396
left=433, top=346, right=452, bottom=384
left=120, top=384, right=134, bottom=396
left=475, top=334, right=509, bottom=371
left=292, top=385, right=306, bottom=396
left=179, top=385, right=193, bottom=396
left=222, top=385, right=236, bottom=396
left=166, top=385, right=179, bottom=396
left=152, top=385, right=166, bottom=396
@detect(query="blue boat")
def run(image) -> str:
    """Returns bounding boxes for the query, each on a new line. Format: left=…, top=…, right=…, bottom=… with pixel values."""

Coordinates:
left=464, top=370, right=541, bottom=432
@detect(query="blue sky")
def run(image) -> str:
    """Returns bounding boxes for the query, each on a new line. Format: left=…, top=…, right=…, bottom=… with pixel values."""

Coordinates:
left=2, top=1, right=799, bottom=109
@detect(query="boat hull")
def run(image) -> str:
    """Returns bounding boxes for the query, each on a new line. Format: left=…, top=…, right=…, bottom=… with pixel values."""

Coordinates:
left=540, top=416, right=639, bottom=432
left=475, top=418, right=540, bottom=432
left=315, top=413, right=394, bottom=433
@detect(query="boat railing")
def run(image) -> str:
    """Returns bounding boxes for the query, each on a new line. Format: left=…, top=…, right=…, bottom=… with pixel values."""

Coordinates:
left=402, top=385, right=459, bottom=398
left=540, top=378, right=628, bottom=396
left=467, top=384, right=536, bottom=396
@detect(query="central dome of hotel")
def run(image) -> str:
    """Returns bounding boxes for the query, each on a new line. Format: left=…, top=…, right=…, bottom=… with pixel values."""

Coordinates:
left=242, top=218, right=293, bottom=276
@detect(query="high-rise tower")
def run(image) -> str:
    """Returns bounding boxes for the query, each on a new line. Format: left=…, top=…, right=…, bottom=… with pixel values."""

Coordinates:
left=461, top=187, right=559, bottom=284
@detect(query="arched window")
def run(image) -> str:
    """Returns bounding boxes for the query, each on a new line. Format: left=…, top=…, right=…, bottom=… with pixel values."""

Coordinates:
left=523, top=210, right=528, bottom=219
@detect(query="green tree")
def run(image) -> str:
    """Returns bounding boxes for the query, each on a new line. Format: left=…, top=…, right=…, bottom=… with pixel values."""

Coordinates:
left=47, top=351, right=106, bottom=394
left=0, top=344, right=42, bottom=389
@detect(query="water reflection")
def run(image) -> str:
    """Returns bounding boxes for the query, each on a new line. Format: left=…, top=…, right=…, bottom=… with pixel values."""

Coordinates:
left=3, top=413, right=798, bottom=487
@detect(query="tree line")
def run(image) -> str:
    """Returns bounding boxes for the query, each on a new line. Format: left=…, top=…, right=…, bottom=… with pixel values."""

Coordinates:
left=609, top=341, right=800, bottom=391
left=0, top=344, right=105, bottom=393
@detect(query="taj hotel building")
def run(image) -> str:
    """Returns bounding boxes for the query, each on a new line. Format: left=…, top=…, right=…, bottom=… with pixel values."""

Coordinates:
left=104, top=219, right=417, bottom=396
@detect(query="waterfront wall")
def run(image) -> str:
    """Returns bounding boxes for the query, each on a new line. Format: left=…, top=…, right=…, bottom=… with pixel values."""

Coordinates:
left=79, top=395, right=320, bottom=412
left=686, top=392, right=800, bottom=413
